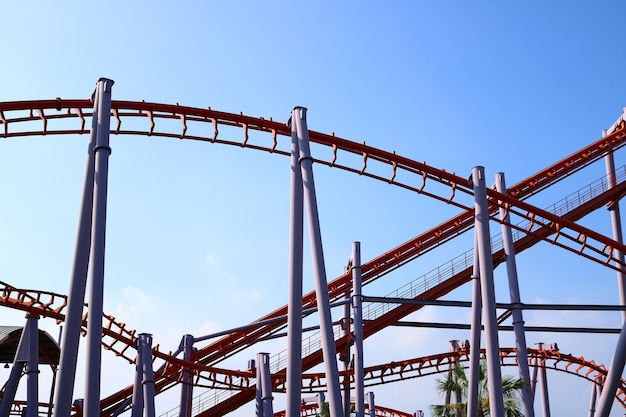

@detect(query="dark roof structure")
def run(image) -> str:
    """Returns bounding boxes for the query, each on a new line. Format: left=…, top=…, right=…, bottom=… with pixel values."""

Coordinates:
left=0, top=326, right=60, bottom=365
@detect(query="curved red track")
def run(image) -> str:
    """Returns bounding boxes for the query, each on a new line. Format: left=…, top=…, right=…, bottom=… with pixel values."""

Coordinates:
left=2, top=99, right=626, bottom=415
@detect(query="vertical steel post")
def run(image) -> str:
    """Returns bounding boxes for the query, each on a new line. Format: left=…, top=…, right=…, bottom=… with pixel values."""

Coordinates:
left=131, top=350, right=144, bottom=417
left=467, top=235, right=481, bottom=417
left=25, top=315, right=39, bottom=417
left=286, top=116, right=304, bottom=417
left=471, top=166, right=505, bottom=417
left=589, top=381, right=598, bottom=417
left=495, top=172, right=534, bottom=417
left=257, top=353, right=274, bottom=417
left=367, top=392, right=375, bottom=417
left=595, top=316, right=626, bottom=416
left=341, top=290, right=351, bottom=417
left=533, top=343, right=552, bottom=417
left=139, top=334, right=155, bottom=417
left=293, top=107, right=343, bottom=417
left=254, top=358, right=262, bottom=417
left=84, top=77, right=114, bottom=417
left=538, top=361, right=551, bottom=417
left=53, top=81, right=102, bottom=417
left=604, top=150, right=626, bottom=323
left=530, top=356, right=538, bottom=400
left=352, top=242, right=365, bottom=417
left=179, top=334, right=194, bottom=417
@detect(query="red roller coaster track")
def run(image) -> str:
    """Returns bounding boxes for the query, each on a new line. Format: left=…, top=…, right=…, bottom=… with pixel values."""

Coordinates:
left=1, top=99, right=626, bottom=415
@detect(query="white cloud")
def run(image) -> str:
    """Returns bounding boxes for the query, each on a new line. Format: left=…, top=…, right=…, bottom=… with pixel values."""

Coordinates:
left=206, top=251, right=220, bottom=267
left=112, top=285, right=159, bottom=323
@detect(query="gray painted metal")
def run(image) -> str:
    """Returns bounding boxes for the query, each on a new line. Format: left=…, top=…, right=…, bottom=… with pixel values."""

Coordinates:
left=139, top=334, right=156, bottom=417
left=131, top=354, right=143, bottom=417
left=53, top=80, right=102, bottom=417
left=84, top=77, right=114, bottom=417
left=286, top=115, right=304, bottom=417
left=25, top=315, right=39, bottom=417
left=596, top=318, right=626, bottom=416
left=179, top=334, right=194, bottom=417
left=293, top=107, right=343, bottom=417
left=352, top=242, right=365, bottom=417
left=589, top=380, right=598, bottom=417
left=472, top=166, right=505, bottom=417
left=467, top=235, right=481, bottom=417
left=495, top=172, right=534, bottom=417
left=604, top=151, right=626, bottom=323
left=256, top=352, right=274, bottom=417
left=367, top=392, right=375, bottom=417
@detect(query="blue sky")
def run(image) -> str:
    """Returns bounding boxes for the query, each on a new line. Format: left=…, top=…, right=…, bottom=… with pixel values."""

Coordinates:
left=2, top=2, right=626, bottom=416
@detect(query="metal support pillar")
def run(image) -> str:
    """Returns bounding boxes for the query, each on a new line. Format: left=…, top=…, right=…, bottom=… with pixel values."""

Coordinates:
left=589, top=381, right=599, bottom=417
left=367, top=392, right=375, bottom=417
left=179, top=334, right=194, bottom=417
left=53, top=80, right=104, bottom=417
left=341, top=292, right=351, bottom=417
left=286, top=115, right=304, bottom=417
left=596, top=315, right=626, bottom=416
left=352, top=242, right=365, bottom=417
left=254, top=358, right=262, bottom=417
left=292, top=106, right=343, bottom=417
left=467, top=235, right=481, bottom=417
left=25, top=315, right=39, bottom=417
left=471, top=166, right=505, bottom=417
left=604, top=150, right=626, bottom=323
left=530, top=356, right=538, bottom=400
left=256, top=353, right=274, bottom=417
left=131, top=356, right=143, bottom=417
left=495, top=172, right=534, bottom=417
left=138, top=334, right=155, bottom=417
left=534, top=343, right=552, bottom=417
left=84, top=77, right=115, bottom=417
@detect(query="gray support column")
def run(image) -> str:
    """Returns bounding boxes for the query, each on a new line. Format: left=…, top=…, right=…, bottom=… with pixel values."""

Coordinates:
left=536, top=352, right=550, bottom=417
left=467, top=235, right=481, bottom=417
left=179, top=334, right=194, bottom=417
left=530, top=356, right=538, bottom=400
left=139, top=334, right=155, bottom=417
left=257, top=353, right=274, bottom=417
left=533, top=343, right=552, bottom=417
left=286, top=118, right=304, bottom=417
left=84, top=77, right=115, bottom=417
left=367, top=392, right=375, bottom=417
left=595, top=316, right=626, bottom=416
left=341, top=290, right=351, bottom=417
left=53, top=82, right=102, bottom=417
left=25, top=315, right=39, bottom=417
left=293, top=107, right=343, bottom=417
left=317, top=393, right=326, bottom=414
left=589, top=381, right=598, bottom=417
left=351, top=242, right=365, bottom=417
left=604, top=150, right=626, bottom=323
left=471, top=166, right=505, bottom=417
left=495, top=172, right=534, bottom=417
left=131, top=353, right=143, bottom=417
left=254, top=358, right=262, bottom=417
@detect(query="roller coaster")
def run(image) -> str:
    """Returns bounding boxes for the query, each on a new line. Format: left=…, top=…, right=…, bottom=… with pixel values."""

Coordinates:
left=1, top=79, right=626, bottom=417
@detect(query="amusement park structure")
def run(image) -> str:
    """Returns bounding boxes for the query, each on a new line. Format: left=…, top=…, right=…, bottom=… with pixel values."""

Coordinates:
left=1, top=78, right=626, bottom=416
